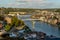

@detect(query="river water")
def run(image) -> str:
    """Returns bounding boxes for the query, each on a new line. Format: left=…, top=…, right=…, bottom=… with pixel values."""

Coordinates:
left=24, top=20, right=60, bottom=37
left=17, top=15, right=60, bottom=37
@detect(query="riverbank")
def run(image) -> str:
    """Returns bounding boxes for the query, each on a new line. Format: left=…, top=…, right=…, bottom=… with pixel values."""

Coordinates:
left=39, top=20, right=60, bottom=28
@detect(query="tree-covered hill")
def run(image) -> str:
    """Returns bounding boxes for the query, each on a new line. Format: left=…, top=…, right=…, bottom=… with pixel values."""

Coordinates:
left=0, top=8, right=60, bottom=14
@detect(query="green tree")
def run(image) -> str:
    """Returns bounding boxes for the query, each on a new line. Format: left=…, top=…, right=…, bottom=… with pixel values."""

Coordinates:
left=5, top=24, right=11, bottom=32
left=11, top=16, right=25, bottom=27
left=4, top=16, right=25, bottom=32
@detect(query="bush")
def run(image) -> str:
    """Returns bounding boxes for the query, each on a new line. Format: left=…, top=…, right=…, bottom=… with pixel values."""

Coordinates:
left=4, top=24, right=11, bottom=32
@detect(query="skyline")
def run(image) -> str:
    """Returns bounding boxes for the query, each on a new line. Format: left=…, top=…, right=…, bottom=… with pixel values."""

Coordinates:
left=0, top=0, right=60, bottom=9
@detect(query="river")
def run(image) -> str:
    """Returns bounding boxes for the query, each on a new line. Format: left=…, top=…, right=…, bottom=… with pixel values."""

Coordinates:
left=17, top=15, right=60, bottom=37
left=24, top=20, right=60, bottom=37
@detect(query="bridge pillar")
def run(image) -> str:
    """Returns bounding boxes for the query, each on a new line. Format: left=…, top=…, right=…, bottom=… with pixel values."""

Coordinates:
left=31, top=21, right=36, bottom=31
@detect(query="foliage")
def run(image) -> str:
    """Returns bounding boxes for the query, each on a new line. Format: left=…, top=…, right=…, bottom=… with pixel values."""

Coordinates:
left=24, top=26, right=31, bottom=33
left=0, top=15, right=4, bottom=21
left=11, top=16, right=25, bottom=27
left=4, top=16, right=25, bottom=32
left=4, top=24, right=11, bottom=32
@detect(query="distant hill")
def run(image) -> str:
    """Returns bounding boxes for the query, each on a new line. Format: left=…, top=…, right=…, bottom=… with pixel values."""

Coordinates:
left=0, top=8, right=60, bottom=14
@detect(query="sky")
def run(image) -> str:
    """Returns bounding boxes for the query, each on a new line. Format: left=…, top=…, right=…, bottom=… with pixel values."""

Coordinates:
left=0, top=0, right=60, bottom=9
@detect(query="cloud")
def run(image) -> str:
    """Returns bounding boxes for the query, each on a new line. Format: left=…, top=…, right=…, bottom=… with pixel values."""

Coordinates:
left=16, top=0, right=44, bottom=2
left=15, top=0, right=46, bottom=6
left=6, top=0, right=49, bottom=8
left=0, top=0, right=50, bottom=8
left=0, top=0, right=60, bottom=8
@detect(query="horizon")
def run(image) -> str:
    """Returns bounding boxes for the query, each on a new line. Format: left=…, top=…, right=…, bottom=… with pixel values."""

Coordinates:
left=0, top=7, right=60, bottom=9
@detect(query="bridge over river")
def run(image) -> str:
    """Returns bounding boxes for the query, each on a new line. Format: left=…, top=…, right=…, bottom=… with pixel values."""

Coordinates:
left=17, top=15, right=60, bottom=37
